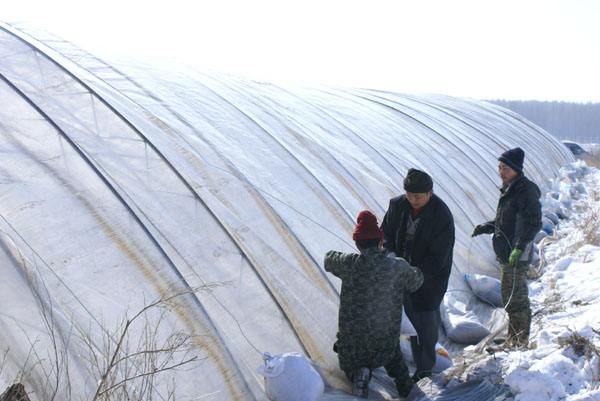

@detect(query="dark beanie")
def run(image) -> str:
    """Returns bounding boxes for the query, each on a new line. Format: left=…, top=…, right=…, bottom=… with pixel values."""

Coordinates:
left=352, top=210, right=383, bottom=241
left=498, top=147, right=525, bottom=174
left=403, top=168, right=433, bottom=193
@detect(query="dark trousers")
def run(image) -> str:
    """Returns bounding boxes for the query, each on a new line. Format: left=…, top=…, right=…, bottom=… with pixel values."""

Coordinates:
left=384, top=343, right=413, bottom=397
left=404, top=297, right=441, bottom=376
left=341, top=342, right=410, bottom=382
left=343, top=342, right=412, bottom=398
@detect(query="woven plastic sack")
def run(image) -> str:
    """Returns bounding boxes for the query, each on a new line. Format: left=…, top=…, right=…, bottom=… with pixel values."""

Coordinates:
left=256, top=352, right=324, bottom=401
left=442, top=295, right=490, bottom=344
left=465, top=274, right=503, bottom=307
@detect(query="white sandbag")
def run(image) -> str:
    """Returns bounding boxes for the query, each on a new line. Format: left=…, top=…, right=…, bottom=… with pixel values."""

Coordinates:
left=557, top=206, right=572, bottom=220
left=553, top=256, right=573, bottom=272
left=542, top=216, right=555, bottom=235
left=541, top=194, right=561, bottom=214
left=399, top=335, right=412, bottom=362
left=442, top=296, right=490, bottom=344
left=544, top=212, right=560, bottom=225
left=257, top=352, right=324, bottom=401
left=445, top=317, right=490, bottom=344
left=444, top=313, right=490, bottom=344
left=400, top=309, right=417, bottom=336
left=399, top=335, right=453, bottom=373
left=559, top=192, right=572, bottom=210
left=531, top=250, right=540, bottom=266
left=534, top=230, right=548, bottom=244
left=464, top=274, right=503, bottom=307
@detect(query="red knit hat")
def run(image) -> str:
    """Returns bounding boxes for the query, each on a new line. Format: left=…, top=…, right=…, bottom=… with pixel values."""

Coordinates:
left=352, top=210, right=383, bottom=241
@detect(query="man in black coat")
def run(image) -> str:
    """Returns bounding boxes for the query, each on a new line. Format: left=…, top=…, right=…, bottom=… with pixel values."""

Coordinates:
left=472, top=147, right=541, bottom=347
left=381, top=169, right=455, bottom=381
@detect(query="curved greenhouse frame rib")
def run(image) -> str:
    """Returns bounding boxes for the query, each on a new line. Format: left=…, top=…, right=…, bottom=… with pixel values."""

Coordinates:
left=0, top=22, right=573, bottom=401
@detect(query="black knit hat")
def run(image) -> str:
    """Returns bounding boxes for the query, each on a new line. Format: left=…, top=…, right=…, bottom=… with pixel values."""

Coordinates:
left=498, top=147, right=525, bottom=174
left=403, top=168, right=433, bottom=193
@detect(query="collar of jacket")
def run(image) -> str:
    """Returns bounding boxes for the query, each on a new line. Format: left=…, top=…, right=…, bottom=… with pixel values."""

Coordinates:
left=360, top=247, right=385, bottom=257
left=416, top=194, right=436, bottom=218
left=500, top=174, right=525, bottom=196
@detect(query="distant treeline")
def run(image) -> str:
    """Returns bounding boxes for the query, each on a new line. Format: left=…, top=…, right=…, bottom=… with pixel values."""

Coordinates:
left=488, top=100, right=600, bottom=143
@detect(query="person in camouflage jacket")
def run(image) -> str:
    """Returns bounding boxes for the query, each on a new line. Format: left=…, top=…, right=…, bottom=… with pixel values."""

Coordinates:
left=472, top=147, right=542, bottom=347
left=325, top=210, right=424, bottom=398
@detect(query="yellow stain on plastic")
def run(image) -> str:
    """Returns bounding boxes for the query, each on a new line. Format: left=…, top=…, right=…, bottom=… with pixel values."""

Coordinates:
left=78, top=195, right=251, bottom=401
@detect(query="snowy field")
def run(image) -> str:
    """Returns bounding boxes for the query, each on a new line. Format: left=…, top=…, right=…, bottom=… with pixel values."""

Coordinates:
left=432, top=160, right=600, bottom=401
left=582, top=144, right=600, bottom=169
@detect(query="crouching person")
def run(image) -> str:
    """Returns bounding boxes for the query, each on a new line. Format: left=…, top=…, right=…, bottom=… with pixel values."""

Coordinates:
left=324, top=210, right=424, bottom=398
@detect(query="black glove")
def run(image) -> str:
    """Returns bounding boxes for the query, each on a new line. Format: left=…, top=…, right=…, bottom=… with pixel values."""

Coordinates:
left=471, top=223, right=492, bottom=237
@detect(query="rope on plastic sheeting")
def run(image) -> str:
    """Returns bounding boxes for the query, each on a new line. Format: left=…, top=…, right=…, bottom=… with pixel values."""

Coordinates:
left=0, top=213, right=109, bottom=336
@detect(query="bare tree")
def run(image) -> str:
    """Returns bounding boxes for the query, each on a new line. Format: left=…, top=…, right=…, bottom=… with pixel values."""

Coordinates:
left=1, top=287, right=213, bottom=401
left=77, top=288, right=211, bottom=401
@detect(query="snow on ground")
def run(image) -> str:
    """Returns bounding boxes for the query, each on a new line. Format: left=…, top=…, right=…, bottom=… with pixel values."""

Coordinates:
left=456, top=161, right=600, bottom=401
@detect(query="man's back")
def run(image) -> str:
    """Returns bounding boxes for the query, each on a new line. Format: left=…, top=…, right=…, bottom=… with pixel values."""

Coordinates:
left=324, top=247, right=423, bottom=371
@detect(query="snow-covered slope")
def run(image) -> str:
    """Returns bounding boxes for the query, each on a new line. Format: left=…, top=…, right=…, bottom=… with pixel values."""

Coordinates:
left=0, top=22, right=574, bottom=400
left=503, top=166, right=600, bottom=401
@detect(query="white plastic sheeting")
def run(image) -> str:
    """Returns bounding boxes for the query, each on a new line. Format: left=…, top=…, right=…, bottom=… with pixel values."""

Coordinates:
left=0, top=22, right=573, bottom=400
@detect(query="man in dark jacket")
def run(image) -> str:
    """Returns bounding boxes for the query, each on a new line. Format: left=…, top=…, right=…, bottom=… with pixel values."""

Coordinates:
left=381, top=169, right=455, bottom=381
left=325, top=210, right=424, bottom=398
left=472, top=147, right=541, bottom=347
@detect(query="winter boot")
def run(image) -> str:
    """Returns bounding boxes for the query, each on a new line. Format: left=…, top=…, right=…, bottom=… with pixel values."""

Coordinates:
left=395, top=375, right=414, bottom=398
left=506, top=316, right=518, bottom=346
left=351, top=367, right=371, bottom=398
left=512, top=317, right=531, bottom=348
left=507, top=315, right=530, bottom=347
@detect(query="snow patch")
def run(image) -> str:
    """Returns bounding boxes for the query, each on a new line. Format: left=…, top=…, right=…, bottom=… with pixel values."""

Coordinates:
left=529, top=353, right=586, bottom=394
left=567, top=389, right=600, bottom=401
left=505, top=368, right=566, bottom=401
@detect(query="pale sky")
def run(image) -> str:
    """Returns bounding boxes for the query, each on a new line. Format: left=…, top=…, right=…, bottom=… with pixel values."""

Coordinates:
left=3, top=0, right=600, bottom=102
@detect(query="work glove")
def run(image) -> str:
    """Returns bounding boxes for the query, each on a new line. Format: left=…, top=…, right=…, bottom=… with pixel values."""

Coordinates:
left=471, top=223, right=490, bottom=237
left=508, top=248, right=523, bottom=267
